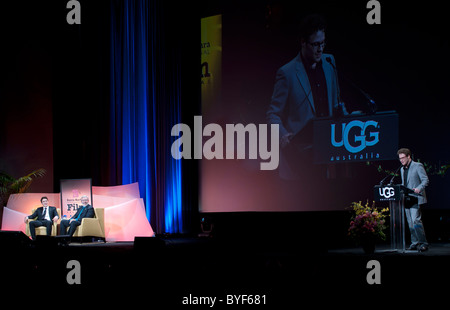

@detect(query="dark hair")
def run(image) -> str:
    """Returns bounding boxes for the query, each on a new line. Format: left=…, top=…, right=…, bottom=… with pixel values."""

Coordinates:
left=397, top=148, right=411, bottom=157
left=299, top=14, right=327, bottom=42
left=40, top=196, right=49, bottom=203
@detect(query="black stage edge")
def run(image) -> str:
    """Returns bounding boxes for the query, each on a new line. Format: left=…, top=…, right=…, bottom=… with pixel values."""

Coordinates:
left=2, top=231, right=450, bottom=307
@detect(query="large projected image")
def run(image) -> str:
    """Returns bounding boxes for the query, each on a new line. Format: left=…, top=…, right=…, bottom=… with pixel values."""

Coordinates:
left=200, top=9, right=391, bottom=213
left=199, top=2, right=449, bottom=213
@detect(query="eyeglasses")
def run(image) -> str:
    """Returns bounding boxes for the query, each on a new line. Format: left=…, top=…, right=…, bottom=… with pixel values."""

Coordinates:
left=308, top=40, right=326, bottom=49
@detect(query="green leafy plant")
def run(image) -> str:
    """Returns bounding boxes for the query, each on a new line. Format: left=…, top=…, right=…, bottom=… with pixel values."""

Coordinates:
left=366, top=160, right=450, bottom=177
left=0, top=168, right=46, bottom=207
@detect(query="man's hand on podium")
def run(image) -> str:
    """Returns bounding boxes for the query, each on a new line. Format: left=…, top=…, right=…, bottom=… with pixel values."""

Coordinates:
left=280, top=132, right=294, bottom=148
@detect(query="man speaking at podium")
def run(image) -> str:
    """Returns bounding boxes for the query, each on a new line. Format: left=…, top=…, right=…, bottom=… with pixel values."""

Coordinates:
left=267, top=14, right=348, bottom=180
left=398, top=148, right=429, bottom=252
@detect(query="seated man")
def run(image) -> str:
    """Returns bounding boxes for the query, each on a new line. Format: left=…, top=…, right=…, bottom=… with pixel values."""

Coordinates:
left=60, top=195, right=95, bottom=237
left=24, top=196, right=59, bottom=240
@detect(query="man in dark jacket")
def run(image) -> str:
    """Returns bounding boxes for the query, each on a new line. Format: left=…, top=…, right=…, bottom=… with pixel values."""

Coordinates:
left=24, top=196, right=59, bottom=240
left=60, top=195, right=95, bottom=237
left=267, top=14, right=347, bottom=179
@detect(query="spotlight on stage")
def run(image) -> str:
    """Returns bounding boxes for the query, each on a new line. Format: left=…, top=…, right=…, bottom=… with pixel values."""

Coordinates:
left=198, top=216, right=214, bottom=238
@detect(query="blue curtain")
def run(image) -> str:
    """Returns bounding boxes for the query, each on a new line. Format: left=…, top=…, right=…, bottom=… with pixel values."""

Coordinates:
left=110, top=0, right=183, bottom=234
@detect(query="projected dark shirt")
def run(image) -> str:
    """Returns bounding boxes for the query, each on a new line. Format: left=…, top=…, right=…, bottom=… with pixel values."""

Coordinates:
left=302, top=56, right=329, bottom=118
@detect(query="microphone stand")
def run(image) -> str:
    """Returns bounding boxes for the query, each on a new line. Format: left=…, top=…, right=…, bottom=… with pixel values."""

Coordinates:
left=326, top=57, right=377, bottom=115
left=387, top=165, right=403, bottom=185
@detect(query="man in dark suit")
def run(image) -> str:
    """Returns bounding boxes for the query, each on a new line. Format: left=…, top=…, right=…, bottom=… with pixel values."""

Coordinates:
left=267, top=14, right=348, bottom=179
left=60, top=195, right=95, bottom=237
left=24, top=196, right=59, bottom=240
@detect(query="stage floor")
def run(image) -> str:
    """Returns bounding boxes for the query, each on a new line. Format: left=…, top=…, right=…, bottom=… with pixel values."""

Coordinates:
left=2, top=235, right=450, bottom=305
left=329, top=242, right=450, bottom=256
left=67, top=238, right=450, bottom=256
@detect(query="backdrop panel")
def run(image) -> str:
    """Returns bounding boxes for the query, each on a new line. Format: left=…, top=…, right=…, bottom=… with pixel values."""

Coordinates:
left=103, top=198, right=155, bottom=241
left=60, top=179, right=92, bottom=218
left=92, top=182, right=140, bottom=199
left=5, top=193, right=61, bottom=214
left=1, top=207, right=27, bottom=233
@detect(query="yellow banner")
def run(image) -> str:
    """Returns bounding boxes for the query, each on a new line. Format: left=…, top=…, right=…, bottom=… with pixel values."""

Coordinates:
left=201, top=14, right=222, bottom=114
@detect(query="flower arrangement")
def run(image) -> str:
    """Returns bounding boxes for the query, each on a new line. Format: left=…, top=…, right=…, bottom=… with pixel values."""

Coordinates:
left=348, top=200, right=389, bottom=244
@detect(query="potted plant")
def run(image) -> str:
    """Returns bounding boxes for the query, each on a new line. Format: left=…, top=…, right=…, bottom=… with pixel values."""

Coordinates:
left=348, top=200, right=389, bottom=254
left=0, top=168, right=46, bottom=223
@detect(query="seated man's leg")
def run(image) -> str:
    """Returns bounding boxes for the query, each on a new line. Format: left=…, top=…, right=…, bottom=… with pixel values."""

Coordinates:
left=60, top=219, right=70, bottom=235
left=67, top=220, right=81, bottom=237
left=42, top=220, right=53, bottom=236
left=29, top=220, right=43, bottom=240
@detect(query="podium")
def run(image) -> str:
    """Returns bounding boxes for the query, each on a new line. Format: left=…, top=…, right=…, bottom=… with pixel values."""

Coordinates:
left=374, top=184, right=415, bottom=253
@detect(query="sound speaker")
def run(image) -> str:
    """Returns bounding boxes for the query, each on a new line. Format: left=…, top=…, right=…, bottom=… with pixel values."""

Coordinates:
left=35, top=234, right=59, bottom=248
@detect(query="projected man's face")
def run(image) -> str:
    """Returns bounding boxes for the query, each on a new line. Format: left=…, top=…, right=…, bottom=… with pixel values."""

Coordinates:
left=301, top=30, right=326, bottom=65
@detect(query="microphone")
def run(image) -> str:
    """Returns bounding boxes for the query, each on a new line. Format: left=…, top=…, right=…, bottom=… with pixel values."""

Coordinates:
left=357, top=86, right=377, bottom=114
left=326, top=56, right=377, bottom=114
left=387, top=165, right=403, bottom=185
left=325, top=57, right=343, bottom=116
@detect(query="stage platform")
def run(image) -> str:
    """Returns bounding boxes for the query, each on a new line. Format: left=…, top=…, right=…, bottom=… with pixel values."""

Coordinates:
left=2, top=233, right=450, bottom=306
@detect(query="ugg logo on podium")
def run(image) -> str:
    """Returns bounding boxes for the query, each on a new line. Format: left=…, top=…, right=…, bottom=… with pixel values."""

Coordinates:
left=373, top=185, right=401, bottom=202
left=379, top=186, right=395, bottom=199
left=313, top=112, right=399, bottom=164
left=331, top=120, right=379, bottom=153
